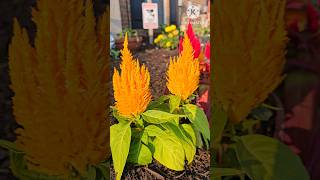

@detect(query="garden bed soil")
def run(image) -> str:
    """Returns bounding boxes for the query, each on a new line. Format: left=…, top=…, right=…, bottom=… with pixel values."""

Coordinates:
left=110, top=149, right=210, bottom=180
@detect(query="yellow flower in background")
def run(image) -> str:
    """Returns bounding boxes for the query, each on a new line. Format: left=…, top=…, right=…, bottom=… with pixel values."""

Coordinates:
left=113, top=33, right=152, bottom=117
left=165, top=26, right=171, bottom=32
left=157, top=34, right=164, bottom=40
left=165, top=25, right=176, bottom=32
left=168, top=33, right=173, bottom=38
left=166, top=41, right=172, bottom=47
left=166, top=34, right=200, bottom=100
left=213, top=0, right=287, bottom=123
left=172, top=29, right=179, bottom=36
left=154, top=38, right=160, bottom=44
left=171, top=25, right=177, bottom=31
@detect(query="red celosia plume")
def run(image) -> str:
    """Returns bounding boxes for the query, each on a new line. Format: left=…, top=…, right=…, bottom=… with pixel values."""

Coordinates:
left=179, top=22, right=201, bottom=58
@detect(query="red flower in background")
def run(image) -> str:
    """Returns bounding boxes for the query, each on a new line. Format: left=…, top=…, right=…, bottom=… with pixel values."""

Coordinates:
left=306, top=2, right=319, bottom=32
left=179, top=22, right=201, bottom=58
left=205, top=42, right=210, bottom=59
left=285, top=0, right=320, bottom=32
left=201, top=42, right=210, bottom=73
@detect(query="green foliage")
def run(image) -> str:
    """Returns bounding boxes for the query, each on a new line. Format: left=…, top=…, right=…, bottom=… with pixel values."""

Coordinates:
left=110, top=49, right=120, bottom=60
left=0, top=140, right=61, bottom=179
left=235, top=135, right=309, bottom=180
left=110, top=122, right=131, bottom=180
left=212, top=104, right=310, bottom=180
left=183, top=104, right=210, bottom=148
left=117, top=28, right=138, bottom=38
left=0, top=140, right=111, bottom=179
left=110, top=95, right=210, bottom=179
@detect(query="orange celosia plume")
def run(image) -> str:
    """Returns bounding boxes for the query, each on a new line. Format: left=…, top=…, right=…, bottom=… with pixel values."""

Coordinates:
left=167, top=34, right=200, bottom=100
left=9, top=0, right=109, bottom=177
left=213, top=0, right=287, bottom=123
left=113, top=34, right=152, bottom=117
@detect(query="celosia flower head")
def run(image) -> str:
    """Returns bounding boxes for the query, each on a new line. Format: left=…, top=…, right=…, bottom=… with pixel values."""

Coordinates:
left=167, top=33, right=200, bottom=100
left=179, top=22, right=201, bottom=58
left=213, top=0, right=287, bottom=123
left=9, top=0, right=109, bottom=177
left=113, top=33, right=152, bottom=117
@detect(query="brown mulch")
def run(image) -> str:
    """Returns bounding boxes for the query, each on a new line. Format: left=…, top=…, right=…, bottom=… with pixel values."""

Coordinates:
left=110, top=149, right=210, bottom=180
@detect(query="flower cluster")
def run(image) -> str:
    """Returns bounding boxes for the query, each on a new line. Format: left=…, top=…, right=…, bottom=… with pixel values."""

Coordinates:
left=213, top=0, right=287, bottom=123
left=167, top=34, right=200, bottom=100
left=154, top=24, right=180, bottom=49
left=165, top=24, right=177, bottom=32
left=113, top=33, right=152, bottom=117
left=8, top=0, right=110, bottom=177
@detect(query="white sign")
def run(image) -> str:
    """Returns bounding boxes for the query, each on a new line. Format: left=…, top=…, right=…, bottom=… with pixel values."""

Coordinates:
left=187, top=4, right=200, bottom=19
left=142, top=3, right=159, bottom=29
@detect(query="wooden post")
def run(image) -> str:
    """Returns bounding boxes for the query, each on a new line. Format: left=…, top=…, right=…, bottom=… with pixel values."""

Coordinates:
left=147, top=0, right=153, bottom=44
left=163, top=0, right=170, bottom=25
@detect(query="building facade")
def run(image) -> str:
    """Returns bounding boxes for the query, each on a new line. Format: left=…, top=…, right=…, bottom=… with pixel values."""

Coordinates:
left=110, top=0, right=209, bottom=35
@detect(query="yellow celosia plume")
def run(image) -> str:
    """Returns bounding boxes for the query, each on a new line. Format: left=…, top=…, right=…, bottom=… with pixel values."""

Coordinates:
left=113, top=33, right=152, bottom=117
left=166, top=34, right=200, bottom=100
left=9, top=0, right=109, bottom=177
left=212, top=0, right=288, bottom=123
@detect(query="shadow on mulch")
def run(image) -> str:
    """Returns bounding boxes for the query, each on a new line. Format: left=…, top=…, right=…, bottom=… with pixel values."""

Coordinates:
left=110, top=149, right=210, bottom=180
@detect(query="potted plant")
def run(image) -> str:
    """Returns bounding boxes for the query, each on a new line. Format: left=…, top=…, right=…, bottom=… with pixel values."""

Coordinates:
left=115, top=28, right=143, bottom=50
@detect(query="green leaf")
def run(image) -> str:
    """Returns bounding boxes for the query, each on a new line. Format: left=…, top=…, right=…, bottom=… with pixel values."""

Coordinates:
left=250, top=106, right=273, bottom=121
left=145, top=125, right=164, bottom=137
left=0, top=139, right=22, bottom=152
left=154, top=103, right=171, bottom=112
left=135, top=117, right=144, bottom=127
left=112, top=108, right=129, bottom=123
left=211, top=168, right=243, bottom=178
left=147, top=95, right=170, bottom=110
left=127, top=139, right=152, bottom=165
left=141, top=130, right=149, bottom=145
left=96, top=162, right=109, bottom=179
left=151, top=130, right=186, bottom=171
left=212, top=103, right=228, bottom=144
left=110, top=122, right=131, bottom=180
left=181, top=124, right=196, bottom=145
left=142, top=110, right=184, bottom=124
left=193, top=127, right=204, bottom=148
left=169, top=95, right=181, bottom=113
left=241, top=119, right=260, bottom=134
left=183, top=104, right=210, bottom=147
left=235, top=135, right=309, bottom=180
left=83, top=165, right=96, bottom=180
left=161, top=122, right=196, bottom=164
left=9, top=150, right=61, bottom=180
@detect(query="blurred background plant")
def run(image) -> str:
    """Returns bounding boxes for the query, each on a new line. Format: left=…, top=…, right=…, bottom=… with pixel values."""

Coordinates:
left=110, top=33, right=121, bottom=60
left=154, top=24, right=181, bottom=50
left=276, top=0, right=320, bottom=179
left=116, top=28, right=138, bottom=39
left=211, top=1, right=310, bottom=179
